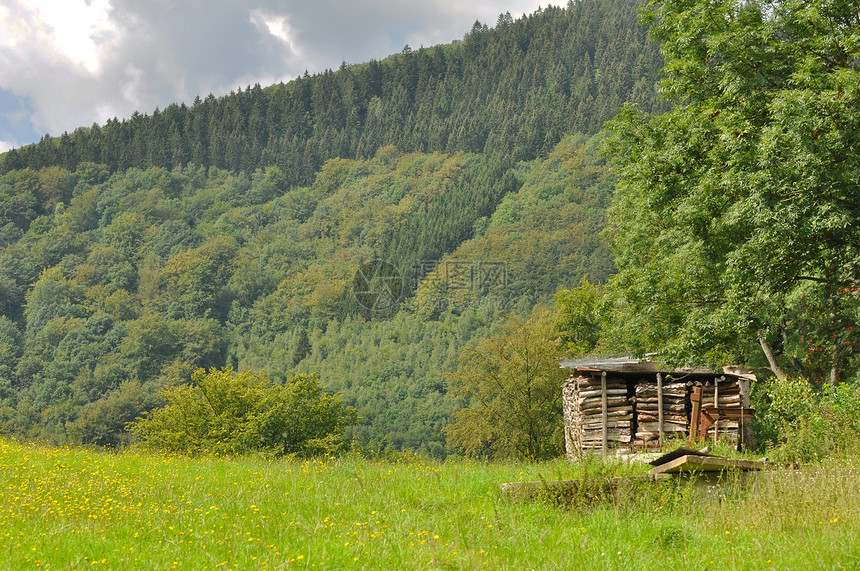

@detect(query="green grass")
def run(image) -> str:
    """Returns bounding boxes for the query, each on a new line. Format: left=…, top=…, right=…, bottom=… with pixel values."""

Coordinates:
left=1, top=439, right=859, bottom=569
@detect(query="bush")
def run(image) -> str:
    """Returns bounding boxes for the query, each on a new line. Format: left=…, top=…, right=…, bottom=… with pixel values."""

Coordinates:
left=754, top=378, right=860, bottom=462
left=127, top=368, right=357, bottom=457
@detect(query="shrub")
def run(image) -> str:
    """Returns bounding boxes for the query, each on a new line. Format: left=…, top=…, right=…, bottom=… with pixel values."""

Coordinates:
left=127, top=368, right=357, bottom=457
left=754, top=378, right=860, bottom=462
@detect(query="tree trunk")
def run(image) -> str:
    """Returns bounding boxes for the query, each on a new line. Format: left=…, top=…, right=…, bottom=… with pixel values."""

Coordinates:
left=830, top=341, right=842, bottom=387
left=830, top=300, right=841, bottom=386
left=758, top=337, right=788, bottom=381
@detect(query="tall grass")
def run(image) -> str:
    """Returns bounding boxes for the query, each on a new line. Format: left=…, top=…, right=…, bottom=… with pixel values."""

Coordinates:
left=1, top=438, right=858, bottom=569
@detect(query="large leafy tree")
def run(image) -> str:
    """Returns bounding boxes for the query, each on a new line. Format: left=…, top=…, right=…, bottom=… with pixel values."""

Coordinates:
left=606, top=0, right=860, bottom=384
left=444, top=312, right=567, bottom=460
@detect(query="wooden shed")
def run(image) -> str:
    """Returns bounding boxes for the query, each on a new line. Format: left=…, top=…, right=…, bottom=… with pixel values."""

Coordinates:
left=560, top=358, right=755, bottom=457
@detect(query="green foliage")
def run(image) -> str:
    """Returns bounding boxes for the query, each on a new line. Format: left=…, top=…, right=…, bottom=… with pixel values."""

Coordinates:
left=0, top=133, right=618, bottom=452
left=0, top=316, right=20, bottom=403
left=444, top=311, right=567, bottom=460
left=128, top=368, right=357, bottom=457
left=439, top=135, right=617, bottom=304
left=753, top=378, right=817, bottom=448
left=67, top=380, right=149, bottom=447
left=24, top=268, right=85, bottom=337
left=605, top=0, right=860, bottom=380
left=556, top=276, right=602, bottom=356
left=754, top=379, right=860, bottom=463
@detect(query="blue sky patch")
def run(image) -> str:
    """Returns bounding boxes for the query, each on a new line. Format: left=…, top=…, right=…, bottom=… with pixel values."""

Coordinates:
left=0, top=89, right=39, bottom=150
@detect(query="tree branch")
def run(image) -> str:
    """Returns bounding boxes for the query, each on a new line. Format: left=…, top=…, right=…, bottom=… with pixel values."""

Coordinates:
left=758, top=337, right=788, bottom=381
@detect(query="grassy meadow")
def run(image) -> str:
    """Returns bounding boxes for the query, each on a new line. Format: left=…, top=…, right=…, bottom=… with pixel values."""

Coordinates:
left=2, top=438, right=859, bottom=569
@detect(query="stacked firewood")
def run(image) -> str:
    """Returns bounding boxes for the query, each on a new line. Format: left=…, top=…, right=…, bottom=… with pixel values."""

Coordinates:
left=633, top=379, right=688, bottom=444
left=562, top=372, right=750, bottom=456
left=699, top=378, right=744, bottom=442
left=561, top=377, right=582, bottom=460
left=561, top=378, right=579, bottom=459
left=574, top=375, right=633, bottom=449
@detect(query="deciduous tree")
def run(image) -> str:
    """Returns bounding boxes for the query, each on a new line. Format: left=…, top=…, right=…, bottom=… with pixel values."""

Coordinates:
left=444, top=311, right=566, bottom=459
left=606, top=0, right=860, bottom=383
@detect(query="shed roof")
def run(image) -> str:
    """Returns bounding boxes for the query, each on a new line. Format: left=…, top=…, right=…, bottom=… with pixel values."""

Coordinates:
left=560, top=357, right=756, bottom=382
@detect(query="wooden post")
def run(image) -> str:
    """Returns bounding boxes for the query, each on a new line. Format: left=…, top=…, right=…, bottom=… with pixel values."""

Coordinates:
left=601, top=371, right=608, bottom=454
left=713, top=378, right=720, bottom=444
left=689, top=386, right=703, bottom=445
left=738, top=376, right=754, bottom=451
left=657, top=372, right=664, bottom=450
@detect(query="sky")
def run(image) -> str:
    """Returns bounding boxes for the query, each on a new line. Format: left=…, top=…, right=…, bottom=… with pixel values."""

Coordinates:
left=0, top=0, right=554, bottom=153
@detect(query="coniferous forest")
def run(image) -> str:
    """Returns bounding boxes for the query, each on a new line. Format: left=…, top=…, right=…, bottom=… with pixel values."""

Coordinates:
left=0, top=0, right=664, bottom=180
left=0, top=0, right=663, bottom=455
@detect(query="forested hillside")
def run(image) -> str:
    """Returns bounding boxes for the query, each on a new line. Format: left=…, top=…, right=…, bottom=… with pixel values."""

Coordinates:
left=0, top=0, right=659, bottom=455
left=0, top=0, right=664, bottom=183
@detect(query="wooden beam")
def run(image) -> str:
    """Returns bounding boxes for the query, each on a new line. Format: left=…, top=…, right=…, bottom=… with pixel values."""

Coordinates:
left=738, top=376, right=754, bottom=450
left=713, top=377, right=720, bottom=444
left=689, top=386, right=703, bottom=445
left=601, top=371, right=608, bottom=453
left=657, top=372, right=664, bottom=450
left=649, top=454, right=768, bottom=475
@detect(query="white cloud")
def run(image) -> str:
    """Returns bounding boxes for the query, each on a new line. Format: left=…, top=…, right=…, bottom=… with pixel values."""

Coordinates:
left=5, top=0, right=118, bottom=76
left=250, top=10, right=302, bottom=56
left=0, top=5, right=28, bottom=50
left=0, top=139, right=17, bottom=153
left=120, top=64, right=144, bottom=110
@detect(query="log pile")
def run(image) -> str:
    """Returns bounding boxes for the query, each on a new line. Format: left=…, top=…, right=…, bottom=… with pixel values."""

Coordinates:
left=634, top=379, right=688, bottom=444
left=575, top=375, right=633, bottom=450
left=561, top=371, right=750, bottom=456
left=561, top=378, right=580, bottom=459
